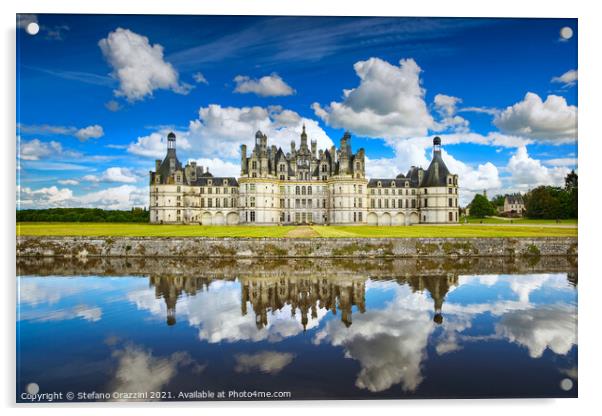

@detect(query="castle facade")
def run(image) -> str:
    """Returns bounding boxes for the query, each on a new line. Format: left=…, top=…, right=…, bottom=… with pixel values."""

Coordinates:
left=149, top=129, right=459, bottom=225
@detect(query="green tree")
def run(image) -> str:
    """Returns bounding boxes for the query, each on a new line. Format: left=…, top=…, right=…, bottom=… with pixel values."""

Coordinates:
left=469, top=194, right=495, bottom=218
left=565, top=170, right=578, bottom=218
left=490, top=194, right=506, bottom=208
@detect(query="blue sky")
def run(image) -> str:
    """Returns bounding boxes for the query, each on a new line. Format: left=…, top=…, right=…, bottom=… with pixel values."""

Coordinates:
left=16, top=15, right=577, bottom=209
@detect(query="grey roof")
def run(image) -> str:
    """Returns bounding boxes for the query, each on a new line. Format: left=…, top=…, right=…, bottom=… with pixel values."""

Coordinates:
left=506, top=194, right=524, bottom=204
left=420, top=152, right=451, bottom=187
left=190, top=176, right=238, bottom=186
left=155, top=149, right=182, bottom=184
left=367, top=178, right=412, bottom=188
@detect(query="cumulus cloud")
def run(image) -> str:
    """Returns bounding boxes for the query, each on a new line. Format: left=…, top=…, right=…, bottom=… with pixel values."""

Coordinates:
left=432, top=94, right=469, bottom=133
left=75, top=124, right=104, bottom=141
left=105, top=100, right=122, bottom=112
left=109, top=344, right=205, bottom=400
left=312, top=58, right=434, bottom=139
left=82, top=167, right=140, bottom=184
left=99, top=28, right=192, bottom=102
left=494, top=92, right=577, bottom=142
left=127, top=131, right=192, bottom=158
left=189, top=158, right=240, bottom=177
left=233, top=74, right=295, bottom=97
left=193, top=72, right=208, bottom=84
left=234, top=351, right=295, bottom=374
left=496, top=305, right=577, bottom=358
left=19, top=139, right=64, bottom=161
left=314, top=283, right=434, bottom=392
left=507, top=146, right=569, bottom=190
left=551, top=69, right=577, bottom=88
left=17, top=184, right=148, bottom=210
left=185, top=105, right=333, bottom=159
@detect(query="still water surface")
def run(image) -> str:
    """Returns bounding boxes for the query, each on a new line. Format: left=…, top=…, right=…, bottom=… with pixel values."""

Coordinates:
left=17, top=258, right=577, bottom=401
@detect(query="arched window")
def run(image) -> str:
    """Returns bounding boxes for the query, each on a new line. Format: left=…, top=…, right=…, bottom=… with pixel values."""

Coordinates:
left=295, top=186, right=300, bottom=195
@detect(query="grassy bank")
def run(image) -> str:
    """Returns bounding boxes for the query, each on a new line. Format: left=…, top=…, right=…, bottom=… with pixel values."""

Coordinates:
left=17, top=222, right=577, bottom=238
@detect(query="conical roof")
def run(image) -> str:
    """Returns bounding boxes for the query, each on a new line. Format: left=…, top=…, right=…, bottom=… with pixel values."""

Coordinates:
left=420, top=152, right=451, bottom=187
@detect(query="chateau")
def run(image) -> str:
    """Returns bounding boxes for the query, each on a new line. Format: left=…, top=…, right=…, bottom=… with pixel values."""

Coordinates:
left=149, top=129, right=459, bottom=225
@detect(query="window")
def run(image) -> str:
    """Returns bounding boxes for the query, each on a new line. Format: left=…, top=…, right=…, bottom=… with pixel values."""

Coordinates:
left=250, top=197, right=255, bottom=208
left=424, top=189, right=428, bottom=194
left=411, top=199, right=416, bottom=208
left=449, top=198, right=453, bottom=207
left=250, top=184, right=256, bottom=192
left=371, top=199, right=375, bottom=208
left=280, top=164, right=286, bottom=172
left=449, top=212, right=453, bottom=221
left=252, top=161, right=257, bottom=169
left=250, top=211, right=255, bottom=222
left=424, top=199, right=428, bottom=207
left=449, top=188, right=453, bottom=194
left=358, top=212, right=362, bottom=222
left=308, top=186, right=312, bottom=195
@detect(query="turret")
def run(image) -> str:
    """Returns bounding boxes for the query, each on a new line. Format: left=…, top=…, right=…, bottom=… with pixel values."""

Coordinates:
left=300, top=124, right=308, bottom=148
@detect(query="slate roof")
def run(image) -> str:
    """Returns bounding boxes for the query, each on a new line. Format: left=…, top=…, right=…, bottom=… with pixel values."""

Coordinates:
left=419, top=152, right=451, bottom=187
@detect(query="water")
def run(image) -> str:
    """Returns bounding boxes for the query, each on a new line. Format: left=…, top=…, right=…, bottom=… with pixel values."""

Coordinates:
left=16, top=257, right=578, bottom=401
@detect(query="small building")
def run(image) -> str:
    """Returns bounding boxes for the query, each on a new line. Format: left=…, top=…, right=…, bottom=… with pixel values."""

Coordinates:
left=503, top=193, right=525, bottom=215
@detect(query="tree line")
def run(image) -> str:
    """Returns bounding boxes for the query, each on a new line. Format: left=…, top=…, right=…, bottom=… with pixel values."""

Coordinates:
left=16, top=207, right=149, bottom=223
left=468, top=170, right=578, bottom=219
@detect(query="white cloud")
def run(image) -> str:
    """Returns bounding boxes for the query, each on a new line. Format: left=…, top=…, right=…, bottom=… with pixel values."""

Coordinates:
left=99, top=28, right=191, bottom=102
left=494, top=92, right=577, bottom=142
left=105, top=100, right=122, bottom=112
left=551, top=69, right=577, bottom=88
left=234, top=351, right=295, bottom=374
left=75, top=124, right=104, bottom=141
left=186, top=105, right=333, bottom=158
left=233, top=74, right=294, bottom=97
left=189, top=158, right=240, bottom=177
left=19, top=138, right=63, bottom=161
left=314, top=283, right=434, bottom=392
left=496, top=305, right=577, bottom=358
left=458, top=106, right=500, bottom=116
left=109, top=344, right=205, bottom=400
left=312, top=58, right=434, bottom=139
left=193, top=72, right=208, bottom=84
left=58, top=179, right=79, bottom=185
left=17, top=184, right=148, bottom=210
left=544, top=158, right=578, bottom=167
left=432, top=94, right=470, bottom=133
left=83, top=167, right=140, bottom=184
left=127, top=131, right=191, bottom=158
left=507, top=146, right=569, bottom=190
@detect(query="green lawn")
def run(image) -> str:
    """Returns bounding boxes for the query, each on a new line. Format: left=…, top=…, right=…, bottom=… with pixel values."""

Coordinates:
left=16, top=222, right=294, bottom=238
left=461, top=216, right=578, bottom=225
left=17, top=222, right=577, bottom=238
left=311, top=225, right=576, bottom=238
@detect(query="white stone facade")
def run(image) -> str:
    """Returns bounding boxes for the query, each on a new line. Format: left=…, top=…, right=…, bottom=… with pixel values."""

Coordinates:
left=149, top=131, right=459, bottom=225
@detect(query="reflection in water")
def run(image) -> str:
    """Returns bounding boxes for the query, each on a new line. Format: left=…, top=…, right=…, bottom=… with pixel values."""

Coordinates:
left=17, top=257, right=578, bottom=401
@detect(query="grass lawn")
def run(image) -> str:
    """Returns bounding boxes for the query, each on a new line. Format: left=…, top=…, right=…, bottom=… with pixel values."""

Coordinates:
left=17, top=222, right=577, bottom=238
left=461, top=216, right=578, bottom=225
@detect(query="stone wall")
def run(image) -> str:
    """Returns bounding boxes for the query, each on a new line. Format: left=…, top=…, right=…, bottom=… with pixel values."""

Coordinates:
left=17, top=236, right=578, bottom=258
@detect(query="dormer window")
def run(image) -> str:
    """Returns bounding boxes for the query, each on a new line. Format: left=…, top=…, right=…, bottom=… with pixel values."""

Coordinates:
left=391, top=181, right=395, bottom=187
left=405, top=181, right=409, bottom=187
left=377, top=181, right=382, bottom=187
left=223, top=179, right=228, bottom=185
left=208, top=179, right=212, bottom=185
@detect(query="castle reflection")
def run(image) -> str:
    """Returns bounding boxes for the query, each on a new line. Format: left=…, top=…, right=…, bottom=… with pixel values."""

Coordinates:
left=149, top=273, right=458, bottom=328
